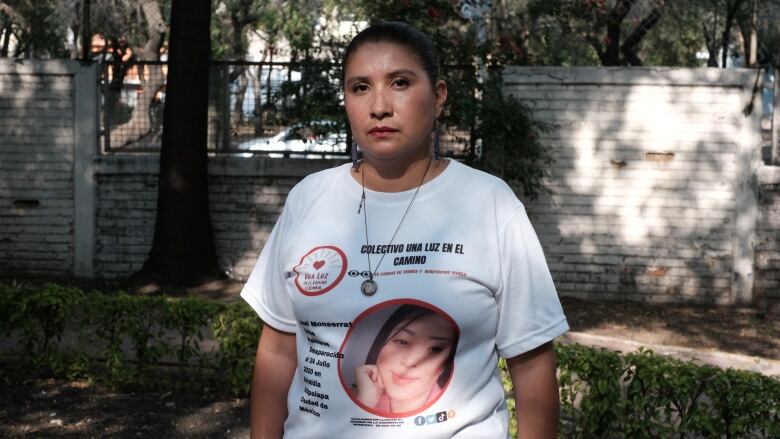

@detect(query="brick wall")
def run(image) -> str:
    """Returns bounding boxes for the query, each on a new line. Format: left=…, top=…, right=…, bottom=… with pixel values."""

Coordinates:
left=2, top=61, right=775, bottom=304
left=93, top=157, right=340, bottom=279
left=507, top=68, right=764, bottom=304
left=1, top=62, right=76, bottom=277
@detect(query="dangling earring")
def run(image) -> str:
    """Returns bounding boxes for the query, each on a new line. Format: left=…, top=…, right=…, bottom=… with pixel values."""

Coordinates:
left=352, top=141, right=359, bottom=167
left=433, top=120, right=441, bottom=160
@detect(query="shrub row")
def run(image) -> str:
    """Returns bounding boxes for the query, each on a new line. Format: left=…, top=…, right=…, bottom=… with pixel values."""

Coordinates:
left=1, top=283, right=778, bottom=438
left=0, top=282, right=261, bottom=396
left=554, top=343, right=780, bottom=438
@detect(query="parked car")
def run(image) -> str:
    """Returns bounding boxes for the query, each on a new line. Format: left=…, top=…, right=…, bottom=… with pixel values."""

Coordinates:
left=236, top=121, right=347, bottom=158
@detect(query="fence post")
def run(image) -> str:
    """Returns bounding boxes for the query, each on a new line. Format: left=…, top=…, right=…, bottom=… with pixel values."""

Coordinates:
left=773, top=68, right=779, bottom=165
left=73, top=62, right=99, bottom=278
left=222, top=64, right=231, bottom=151
left=101, top=64, right=111, bottom=152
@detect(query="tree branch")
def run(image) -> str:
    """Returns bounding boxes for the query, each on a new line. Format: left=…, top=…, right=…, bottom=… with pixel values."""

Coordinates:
left=621, top=7, right=663, bottom=66
left=140, top=0, right=166, bottom=60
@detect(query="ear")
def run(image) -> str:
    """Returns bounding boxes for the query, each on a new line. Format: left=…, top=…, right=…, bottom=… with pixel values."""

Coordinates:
left=434, top=79, right=448, bottom=118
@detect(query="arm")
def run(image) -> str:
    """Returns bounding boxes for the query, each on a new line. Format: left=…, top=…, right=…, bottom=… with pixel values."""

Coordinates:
left=506, top=341, right=559, bottom=439
left=250, top=325, right=297, bottom=439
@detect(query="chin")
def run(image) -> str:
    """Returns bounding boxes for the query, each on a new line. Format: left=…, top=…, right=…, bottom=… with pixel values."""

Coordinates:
left=386, top=387, right=426, bottom=402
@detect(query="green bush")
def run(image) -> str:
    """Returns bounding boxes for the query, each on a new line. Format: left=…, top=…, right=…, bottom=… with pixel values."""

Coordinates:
left=212, top=302, right=263, bottom=396
left=2, top=282, right=778, bottom=437
left=553, top=343, right=780, bottom=438
left=0, top=283, right=260, bottom=395
left=7, top=283, right=85, bottom=374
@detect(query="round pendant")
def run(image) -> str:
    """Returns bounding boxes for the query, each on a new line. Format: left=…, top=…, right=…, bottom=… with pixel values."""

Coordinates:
left=361, top=279, right=378, bottom=296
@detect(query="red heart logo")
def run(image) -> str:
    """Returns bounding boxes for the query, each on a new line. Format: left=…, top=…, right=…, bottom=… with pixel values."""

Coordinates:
left=313, top=260, right=325, bottom=270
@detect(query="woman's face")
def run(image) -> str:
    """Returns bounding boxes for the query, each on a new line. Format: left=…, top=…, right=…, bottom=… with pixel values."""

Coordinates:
left=343, top=41, right=446, bottom=164
left=375, top=313, right=455, bottom=411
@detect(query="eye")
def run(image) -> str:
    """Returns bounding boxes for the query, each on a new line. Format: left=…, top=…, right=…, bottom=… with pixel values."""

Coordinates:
left=391, top=78, right=409, bottom=88
left=392, top=338, right=409, bottom=346
left=430, top=345, right=445, bottom=353
left=351, top=83, right=369, bottom=93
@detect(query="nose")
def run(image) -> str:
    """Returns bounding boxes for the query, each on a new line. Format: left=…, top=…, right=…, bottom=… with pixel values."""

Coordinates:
left=400, top=347, right=428, bottom=368
left=370, top=88, right=392, bottom=120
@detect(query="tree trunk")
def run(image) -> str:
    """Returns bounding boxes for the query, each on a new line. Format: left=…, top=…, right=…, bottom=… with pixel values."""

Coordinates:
left=748, top=0, right=758, bottom=66
left=252, top=64, right=264, bottom=135
left=135, top=0, right=222, bottom=286
left=620, top=7, right=663, bottom=66
left=252, top=50, right=269, bottom=135
left=0, top=19, right=11, bottom=57
left=70, top=24, right=80, bottom=59
left=721, top=0, right=745, bottom=68
left=233, top=66, right=248, bottom=127
left=108, top=0, right=166, bottom=148
left=603, top=0, right=636, bottom=66
left=703, top=23, right=720, bottom=67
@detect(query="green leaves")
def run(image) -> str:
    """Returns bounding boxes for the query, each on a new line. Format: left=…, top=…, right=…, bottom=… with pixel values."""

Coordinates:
left=4, top=282, right=778, bottom=429
left=0, top=284, right=260, bottom=397
left=554, top=343, right=780, bottom=438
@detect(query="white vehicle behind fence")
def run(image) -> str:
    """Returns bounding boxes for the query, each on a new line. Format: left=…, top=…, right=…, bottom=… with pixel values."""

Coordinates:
left=236, top=121, right=347, bottom=159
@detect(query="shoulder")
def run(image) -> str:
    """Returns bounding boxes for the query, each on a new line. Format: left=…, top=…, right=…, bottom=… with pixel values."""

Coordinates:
left=448, top=160, right=525, bottom=211
left=286, top=162, right=350, bottom=207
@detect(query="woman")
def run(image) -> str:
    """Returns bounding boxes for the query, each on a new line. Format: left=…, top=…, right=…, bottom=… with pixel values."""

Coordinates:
left=242, top=21, right=568, bottom=438
left=352, top=304, right=458, bottom=415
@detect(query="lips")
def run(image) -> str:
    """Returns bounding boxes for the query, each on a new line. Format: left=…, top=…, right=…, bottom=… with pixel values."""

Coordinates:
left=391, top=371, right=419, bottom=386
left=368, top=126, right=398, bottom=133
left=368, top=126, right=398, bottom=137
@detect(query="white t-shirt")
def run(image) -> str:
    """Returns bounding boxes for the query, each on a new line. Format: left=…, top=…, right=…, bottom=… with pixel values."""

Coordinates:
left=241, top=159, right=569, bottom=438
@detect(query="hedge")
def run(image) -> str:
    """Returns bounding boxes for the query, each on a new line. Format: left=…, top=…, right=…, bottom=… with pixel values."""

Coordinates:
left=0, top=282, right=260, bottom=395
left=1, top=283, right=778, bottom=438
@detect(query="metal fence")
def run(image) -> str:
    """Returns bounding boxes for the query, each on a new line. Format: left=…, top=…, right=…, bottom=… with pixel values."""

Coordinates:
left=99, top=60, right=476, bottom=158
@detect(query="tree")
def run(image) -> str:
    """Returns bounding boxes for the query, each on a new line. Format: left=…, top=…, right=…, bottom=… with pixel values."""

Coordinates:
left=135, top=0, right=222, bottom=286
left=0, top=0, right=69, bottom=58
left=529, top=0, right=665, bottom=66
left=101, top=0, right=169, bottom=148
left=211, top=0, right=277, bottom=131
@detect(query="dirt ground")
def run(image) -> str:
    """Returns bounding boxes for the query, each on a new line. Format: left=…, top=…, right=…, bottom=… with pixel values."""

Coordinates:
left=1, top=279, right=778, bottom=438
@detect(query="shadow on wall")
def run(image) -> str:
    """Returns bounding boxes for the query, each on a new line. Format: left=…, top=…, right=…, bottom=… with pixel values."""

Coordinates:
left=0, top=60, right=79, bottom=278
left=507, top=67, right=764, bottom=305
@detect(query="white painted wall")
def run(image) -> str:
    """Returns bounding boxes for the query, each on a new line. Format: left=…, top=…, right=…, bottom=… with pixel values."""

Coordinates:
left=1, top=61, right=777, bottom=304
left=0, top=60, right=97, bottom=278
left=505, top=67, right=764, bottom=304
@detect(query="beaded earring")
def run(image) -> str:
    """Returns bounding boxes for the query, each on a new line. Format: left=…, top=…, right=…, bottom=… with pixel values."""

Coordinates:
left=433, top=120, right=441, bottom=160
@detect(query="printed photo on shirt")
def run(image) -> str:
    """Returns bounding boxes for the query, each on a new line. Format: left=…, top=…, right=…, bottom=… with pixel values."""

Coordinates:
left=338, top=300, right=459, bottom=418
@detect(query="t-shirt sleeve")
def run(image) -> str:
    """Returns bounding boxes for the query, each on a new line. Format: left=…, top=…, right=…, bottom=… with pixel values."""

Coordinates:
left=494, top=205, right=569, bottom=359
left=240, top=200, right=298, bottom=333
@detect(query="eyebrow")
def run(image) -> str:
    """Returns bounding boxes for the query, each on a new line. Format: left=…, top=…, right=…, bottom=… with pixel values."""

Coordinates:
left=399, top=327, right=453, bottom=342
left=345, top=69, right=419, bottom=85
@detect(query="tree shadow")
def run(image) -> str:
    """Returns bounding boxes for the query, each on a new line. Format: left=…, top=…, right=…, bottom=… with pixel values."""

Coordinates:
left=507, top=67, right=769, bottom=348
left=0, top=60, right=80, bottom=278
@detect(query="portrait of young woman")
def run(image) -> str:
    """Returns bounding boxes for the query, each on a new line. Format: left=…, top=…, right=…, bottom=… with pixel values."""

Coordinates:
left=343, top=303, right=459, bottom=417
left=241, top=21, right=569, bottom=438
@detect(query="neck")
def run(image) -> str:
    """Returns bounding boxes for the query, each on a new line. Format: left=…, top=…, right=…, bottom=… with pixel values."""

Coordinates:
left=389, top=392, right=430, bottom=414
left=353, top=155, right=445, bottom=192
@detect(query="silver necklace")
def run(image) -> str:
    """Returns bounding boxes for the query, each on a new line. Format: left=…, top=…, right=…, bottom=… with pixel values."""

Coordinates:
left=358, top=158, right=433, bottom=296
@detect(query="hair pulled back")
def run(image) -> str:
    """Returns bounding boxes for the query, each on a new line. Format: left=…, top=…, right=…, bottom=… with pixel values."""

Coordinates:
left=342, top=21, right=440, bottom=87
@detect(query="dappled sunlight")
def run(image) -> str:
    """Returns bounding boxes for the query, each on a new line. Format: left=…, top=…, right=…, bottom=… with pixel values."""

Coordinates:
left=510, top=66, right=762, bottom=303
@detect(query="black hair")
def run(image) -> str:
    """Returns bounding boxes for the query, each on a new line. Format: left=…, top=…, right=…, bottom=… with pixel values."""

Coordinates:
left=364, top=304, right=458, bottom=388
left=341, top=21, right=440, bottom=87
